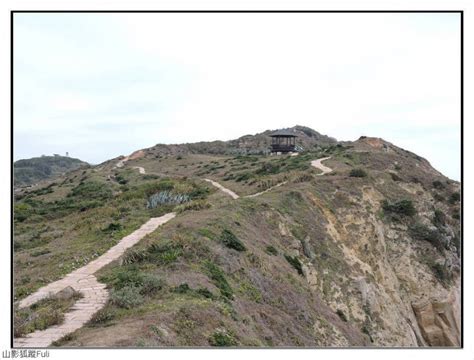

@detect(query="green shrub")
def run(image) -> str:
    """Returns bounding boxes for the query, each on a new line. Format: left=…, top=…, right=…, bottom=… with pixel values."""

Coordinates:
left=203, top=261, right=233, bottom=299
left=220, top=229, right=246, bottom=251
left=430, top=262, right=452, bottom=284
left=14, top=203, right=34, bottom=222
left=208, top=329, right=238, bottom=346
left=410, top=223, right=444, bottom=251
left=449, top=192, right=460, bottom=204
left=14, top=292, right=81, bottom=337
left=88, top=304, right=115, bottom=326
left=196, top=288, right=214, bottom=299
left=110, top=286, right=144, bottom=309
left=265, top=245, right=278, bottom=256
left=433, top=209, right=446, bottom=226
left=175, top=200, right=211, bottom=214
left=188, top=186, right=211, bottom=199
left=140, top=274, right=164, bottom=295
left=109, top=268, right=146, bottom=290
left=235, top=172, right=252, bottom=182
left=284, top=255, right=304, bottom=275
left=174, top=283, right=191, bottom=294
left=349, top=168, right=367, bottom=178
left=70, top=181, right=112, bottom=200
left=452, top=208, right=460, bottom=220
left=256, top=162, right=280, bottom=175
left=432, top=180, right=445, bottom=189
left=102, top=222, right=122, bottom=233
left=382, top=199, right=416, bottom=217
left=336, top=309, right=348, bottom=322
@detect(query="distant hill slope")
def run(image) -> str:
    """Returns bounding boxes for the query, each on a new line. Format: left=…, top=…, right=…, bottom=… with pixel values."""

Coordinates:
left=143, top=125, right=337, bottom=157
left=14, top=155, right=88, bottom=187
left=13, top=126, right=461, bottom=347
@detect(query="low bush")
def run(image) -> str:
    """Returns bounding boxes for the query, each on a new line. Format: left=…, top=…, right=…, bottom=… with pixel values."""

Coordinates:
left=69, top=181, right=112, bottom=201
left=174, top=283, right=191, bottom=294
left=410, top=223, right=444, bottom=251
left=88, top=304, right=116, bottom=326
left=452, top=208, right=460, bottom=220
left=432, top=180, right=445, bottom=190
left=349, top=168, right=367, bottom=178
left=220, top=229, right=246, bottom=251
left=381, top=199, right=416, bottom=217
left=265, top=245, right=278, bottom=256
left=449, top=192, right=460, bottom=204
left=110, top=286, right=144, bottom=309
left=433, top=209, right=446, bottom=226
left=203, top=261, right=233, bottom=299
left=208, top=329, right=238, bottom=346
left=175, top=200, right=211, bottom=214
left=102, top=222, right=122, bottom=233
left=14, top=292, right=82, bottom=337
left=140, top=274, right=164, bottom=295
left=284, top=255, right=304, bottom=276
left=430, top=262, right=452, bottom=284
left=336, top=309, right=348, bottom=322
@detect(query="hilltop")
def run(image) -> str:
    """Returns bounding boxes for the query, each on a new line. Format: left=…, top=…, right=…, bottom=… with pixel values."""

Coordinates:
left=14, top=155, right=89, bottom=187
left=13, top=127, right=461, bottom=348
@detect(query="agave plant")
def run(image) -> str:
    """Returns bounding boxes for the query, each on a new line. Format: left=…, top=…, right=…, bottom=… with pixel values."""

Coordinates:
left=147, top=191, right=190, bottom=209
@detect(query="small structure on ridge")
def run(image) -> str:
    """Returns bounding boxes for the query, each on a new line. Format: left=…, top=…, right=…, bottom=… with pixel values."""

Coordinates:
left=269, top=129, right=298, bottom=154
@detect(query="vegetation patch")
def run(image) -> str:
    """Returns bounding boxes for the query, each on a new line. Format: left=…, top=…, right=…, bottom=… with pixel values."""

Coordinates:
left=284, top=255, right=304, bottom=276
left=265, top=245, right=278, bottom=256
left=203, top=261, right=233, bottom=299
left=208, top=328, right=238, bottom=346
left=449, top=192, right=460, bottom=204
left=14, top=291, right=83, bottom=338
left=349, top=168, right=367, bottom=178
left=409, top=222, right=444, bottom=251
left=219, top=229, right=246, bottom=251
left=147, top=191, right=190, bottom=208
left=381, top=199, right=416, bottom=217
left=110, top=286, right=144, bottom=309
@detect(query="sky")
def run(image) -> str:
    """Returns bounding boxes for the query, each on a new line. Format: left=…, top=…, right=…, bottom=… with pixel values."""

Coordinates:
left=13, top=13, right=461, bottom=180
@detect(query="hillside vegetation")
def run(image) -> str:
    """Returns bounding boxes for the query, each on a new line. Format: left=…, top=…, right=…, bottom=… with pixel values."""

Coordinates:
left=14, top=155, right=88, bottom=187
left=13, top=128, right=461, bottom=347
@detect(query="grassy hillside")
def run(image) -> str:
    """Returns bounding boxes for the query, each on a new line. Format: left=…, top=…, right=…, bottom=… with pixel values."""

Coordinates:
left=14, top=155, right=88, bottom=187
left=13, top=130, right=461, bottom=347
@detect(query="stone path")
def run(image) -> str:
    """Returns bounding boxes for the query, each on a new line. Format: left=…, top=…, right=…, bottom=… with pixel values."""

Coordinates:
left=14, top=212, right=176, bottom=348
left=15, top=155, right=334, bottom=347
left=311, top=157, right=333, bottom=175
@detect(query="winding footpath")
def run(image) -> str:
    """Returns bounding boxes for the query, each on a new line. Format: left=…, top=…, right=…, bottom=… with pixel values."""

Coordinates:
left=311, top=156, right=333, bottom=175
left=15, top=156, right=333, bottom=347
left=204, top=179, right=240, bottom=199
left=206, top=156, right=333, bottom=199
left=14, top=213, right=176, bottom=347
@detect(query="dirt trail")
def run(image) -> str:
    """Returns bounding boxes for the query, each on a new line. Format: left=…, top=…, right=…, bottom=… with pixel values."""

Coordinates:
left=15, top=156, right=334, bottom=347
left=133, top=166, right=146, bottom=174
left=311, top=157, right=333, bottom=175
left=244, top=181, right=288, bottom=198
left=204, top=179, right=240, bottom=199
left=14, top=213, right=176, bottom=347
left=205, top=156, right=333, bottom=199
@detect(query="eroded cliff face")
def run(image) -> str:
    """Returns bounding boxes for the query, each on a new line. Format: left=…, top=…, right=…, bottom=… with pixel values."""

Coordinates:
left=281, top=178, right=461, bottom=347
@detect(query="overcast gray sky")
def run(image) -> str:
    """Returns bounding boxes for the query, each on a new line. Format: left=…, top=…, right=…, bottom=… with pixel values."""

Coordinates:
left=14, top=13, right=461, bottom=180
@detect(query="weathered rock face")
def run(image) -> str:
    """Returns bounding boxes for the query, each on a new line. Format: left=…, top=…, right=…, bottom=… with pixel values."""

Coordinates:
left=412, top=283, right=461, bottom=346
